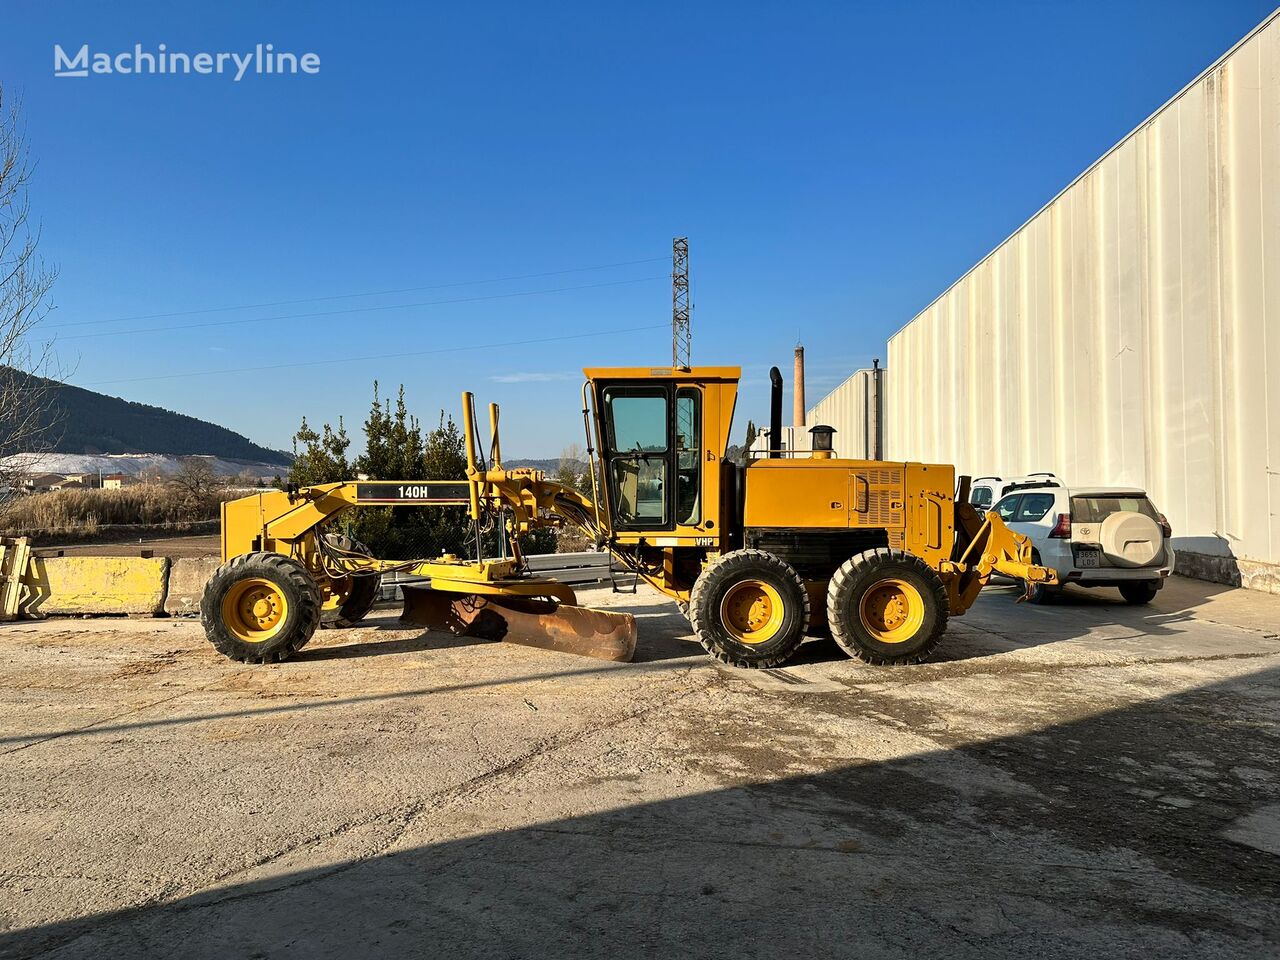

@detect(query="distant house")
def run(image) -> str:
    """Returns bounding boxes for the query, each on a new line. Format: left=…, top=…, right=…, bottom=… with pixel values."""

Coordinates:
left=50, top=479, right=86, bottom=491
left=60, top=473, right=101, bottom=488
left=101, top=473, right=134, bottom=490
left=21, top=473, right=67, bottom=493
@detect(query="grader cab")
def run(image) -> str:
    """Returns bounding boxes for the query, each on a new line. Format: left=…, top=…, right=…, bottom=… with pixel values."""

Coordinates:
left=200, top=364, right=1054, bottom=668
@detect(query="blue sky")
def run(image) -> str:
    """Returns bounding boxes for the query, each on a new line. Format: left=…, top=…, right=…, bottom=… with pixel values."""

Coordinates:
left=1, top=0, right=1272, bottom=459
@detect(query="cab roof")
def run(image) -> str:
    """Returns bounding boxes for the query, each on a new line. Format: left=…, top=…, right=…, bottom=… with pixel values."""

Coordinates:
left=583, top=365, right=741, bottom=381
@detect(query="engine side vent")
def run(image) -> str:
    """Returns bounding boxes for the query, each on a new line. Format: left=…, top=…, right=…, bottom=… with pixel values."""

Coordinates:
left=854, top=468, right=904, bottom=527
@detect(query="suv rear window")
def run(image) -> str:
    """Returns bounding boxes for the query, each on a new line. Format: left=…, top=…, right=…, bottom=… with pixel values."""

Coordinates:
left=1071, top=495, right=1159, bottom=523
left=970, top=487, right=993, bottom=509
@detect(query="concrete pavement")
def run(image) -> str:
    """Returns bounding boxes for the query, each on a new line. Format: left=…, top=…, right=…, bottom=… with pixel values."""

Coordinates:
left=0, top=576, right=1277, bottom=958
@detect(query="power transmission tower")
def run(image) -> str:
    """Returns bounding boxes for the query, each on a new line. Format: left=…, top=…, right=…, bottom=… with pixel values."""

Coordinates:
left=672, top=237, right=690, bottom=369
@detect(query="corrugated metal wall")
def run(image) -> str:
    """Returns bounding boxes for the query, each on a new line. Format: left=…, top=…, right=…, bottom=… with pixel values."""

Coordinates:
left=885, top=10, right=1280, bottom=590
left=806, top=367, right=888, bottom=459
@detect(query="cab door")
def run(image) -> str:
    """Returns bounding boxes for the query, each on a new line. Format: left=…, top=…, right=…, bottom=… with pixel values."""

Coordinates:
left=592, top=375, right=730, bottom=539
left=599, top=383, right=673, bottom=531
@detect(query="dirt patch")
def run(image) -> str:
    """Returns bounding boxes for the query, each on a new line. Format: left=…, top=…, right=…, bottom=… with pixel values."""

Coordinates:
left=39, top=534, right=219, bottom=560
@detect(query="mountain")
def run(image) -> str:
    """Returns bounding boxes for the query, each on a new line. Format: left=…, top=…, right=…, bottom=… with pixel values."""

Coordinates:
left=0, top=451, right=288, bottom=480
left=506, top=458, right=587, bottom=474
left=1, top=368, right=291, bottom=464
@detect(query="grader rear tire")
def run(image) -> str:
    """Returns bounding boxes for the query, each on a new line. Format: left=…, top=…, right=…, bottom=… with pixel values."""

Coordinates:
left=827, top=548, right=948, bottom=665
left=689, top=549, right=809, bottom=668
left=320, top=534, right=382, bottom=629
left=201, top=553, right=322, bottom=664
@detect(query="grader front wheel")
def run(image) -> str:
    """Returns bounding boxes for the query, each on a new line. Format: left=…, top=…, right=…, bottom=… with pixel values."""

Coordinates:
left=827, top=548, right=948, bottom=665
left=201, top=553, right=322, bottom=664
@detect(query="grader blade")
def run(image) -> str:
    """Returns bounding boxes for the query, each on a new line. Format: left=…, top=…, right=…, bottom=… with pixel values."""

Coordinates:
left=400, top=585, right=637, bottom=662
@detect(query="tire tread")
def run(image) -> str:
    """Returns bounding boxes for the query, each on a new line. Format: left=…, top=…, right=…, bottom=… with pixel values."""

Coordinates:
left=689, top=548, right=809, bottom=669
left=201, top=552, right=322, bottom=664
left=827, top=547, right=948, bottom=665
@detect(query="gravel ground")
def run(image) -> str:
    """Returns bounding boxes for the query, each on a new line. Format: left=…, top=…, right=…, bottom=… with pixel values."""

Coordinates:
left=0, top=576, right=1277, bottom=959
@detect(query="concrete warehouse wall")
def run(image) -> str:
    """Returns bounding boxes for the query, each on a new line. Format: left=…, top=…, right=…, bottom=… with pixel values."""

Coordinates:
left=883, top=10, right=1280, bottom=592
left=806, top=367, right=888, bottom=460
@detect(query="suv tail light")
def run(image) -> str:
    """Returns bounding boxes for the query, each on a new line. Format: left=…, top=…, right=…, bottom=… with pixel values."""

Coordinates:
left=1048, top=513, right=1071, bottom=538
left=1158, top=513, right=1172, bottom=538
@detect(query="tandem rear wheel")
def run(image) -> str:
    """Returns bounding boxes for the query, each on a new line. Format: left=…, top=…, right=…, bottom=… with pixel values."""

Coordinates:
left=689, top=549, right=809, bottom=668
left=827, top=548, right=948, bottom=665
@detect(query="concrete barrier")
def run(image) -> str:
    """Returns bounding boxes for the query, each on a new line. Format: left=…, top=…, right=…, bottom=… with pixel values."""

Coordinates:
left=15, top=550, right=604, bottom=619
left=23, top=556, right=170, bottom=616
left=164, top=557, right=221, bottom=616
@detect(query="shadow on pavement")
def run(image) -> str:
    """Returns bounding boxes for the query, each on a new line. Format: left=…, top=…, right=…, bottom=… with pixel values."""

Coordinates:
left=6, top=665, right=1278, bottom=959
left=308, top=606, right=703, bottom=665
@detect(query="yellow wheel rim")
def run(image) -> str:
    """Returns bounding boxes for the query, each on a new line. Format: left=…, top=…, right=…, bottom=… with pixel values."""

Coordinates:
left=858, top=577, right=924, bottom=644
left=720, top=579, right=785, bottom=645
left=222, top=578, right=289, bottom=643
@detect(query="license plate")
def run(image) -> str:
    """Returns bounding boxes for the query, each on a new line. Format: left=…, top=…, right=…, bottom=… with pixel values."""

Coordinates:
left=1076, top=549, right=1100, bottom=568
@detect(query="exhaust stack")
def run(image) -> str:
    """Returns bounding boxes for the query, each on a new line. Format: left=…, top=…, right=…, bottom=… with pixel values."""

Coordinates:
left=769, top=366, right=783, bottom=458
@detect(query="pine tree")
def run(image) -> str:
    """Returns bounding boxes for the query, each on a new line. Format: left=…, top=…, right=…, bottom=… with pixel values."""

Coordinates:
left=288, top=416, right=350, bottom=486
left=423, top=411, right=467, bottom=480
left=736, top=418, right=759, bottom=466
left=286, top=385, right=559, bottom=561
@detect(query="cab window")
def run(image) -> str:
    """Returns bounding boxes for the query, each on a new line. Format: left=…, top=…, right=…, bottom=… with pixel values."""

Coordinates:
left=992, top=495, right=1020, bottom=521
left=602, top=387, right=668, bottom=527
left=675, top=388, right=700, bottom=524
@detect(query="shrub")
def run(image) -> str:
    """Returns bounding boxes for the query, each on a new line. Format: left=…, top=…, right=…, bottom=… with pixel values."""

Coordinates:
left=0, top=485, right=235, bottom=540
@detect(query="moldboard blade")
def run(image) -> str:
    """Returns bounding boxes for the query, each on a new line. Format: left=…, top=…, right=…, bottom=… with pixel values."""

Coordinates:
left=400, top=586, right=637, bottom=662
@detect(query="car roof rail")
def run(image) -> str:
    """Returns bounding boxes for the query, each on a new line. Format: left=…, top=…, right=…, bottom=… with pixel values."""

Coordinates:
left=1027, top=471, right=1057, bottom=478
left=972, top=476, right=1001, bottom=483
left=1004, top=480, right=1061, bottom=493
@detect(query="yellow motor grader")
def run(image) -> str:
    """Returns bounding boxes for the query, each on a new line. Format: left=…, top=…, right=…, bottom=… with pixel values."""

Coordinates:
left=201, top=364, right=1055, bottom=667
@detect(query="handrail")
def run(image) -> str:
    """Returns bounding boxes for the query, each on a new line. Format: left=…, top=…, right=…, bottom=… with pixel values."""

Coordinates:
left=581, top=380, right=605, bottom=537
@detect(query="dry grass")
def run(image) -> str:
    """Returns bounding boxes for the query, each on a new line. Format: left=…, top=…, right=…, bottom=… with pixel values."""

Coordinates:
left=0, top=485, right=236, bottom=541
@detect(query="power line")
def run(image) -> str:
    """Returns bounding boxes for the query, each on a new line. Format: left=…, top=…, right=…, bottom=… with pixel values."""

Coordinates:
left=83, top=323, right=669, bottom=387
left=54, top=275, right=666, bottom=341
left=46, top=256, right=669, bottom=329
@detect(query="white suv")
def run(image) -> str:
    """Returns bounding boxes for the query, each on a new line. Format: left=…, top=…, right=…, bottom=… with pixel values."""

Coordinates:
left=988, top=484, right=1174, bottom=604
left=969, top=473, right=1061, bottom=514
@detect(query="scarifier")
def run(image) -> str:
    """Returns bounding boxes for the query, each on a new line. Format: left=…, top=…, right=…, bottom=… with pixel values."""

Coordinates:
left=201, top=365, right=1055, bottom=667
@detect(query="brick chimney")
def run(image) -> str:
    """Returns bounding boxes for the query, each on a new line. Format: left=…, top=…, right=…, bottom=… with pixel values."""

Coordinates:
left=793, top=343, right=806, bottom=428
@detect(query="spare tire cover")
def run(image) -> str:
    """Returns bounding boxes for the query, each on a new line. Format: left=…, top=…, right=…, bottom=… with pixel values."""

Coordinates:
left=1099, top=511, right=1163, bottom=568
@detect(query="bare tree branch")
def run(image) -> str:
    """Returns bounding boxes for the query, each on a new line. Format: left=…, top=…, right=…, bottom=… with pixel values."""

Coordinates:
left=167, top=457, right=226, bottom=498
left=0, top=84, right=60, bottom=504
